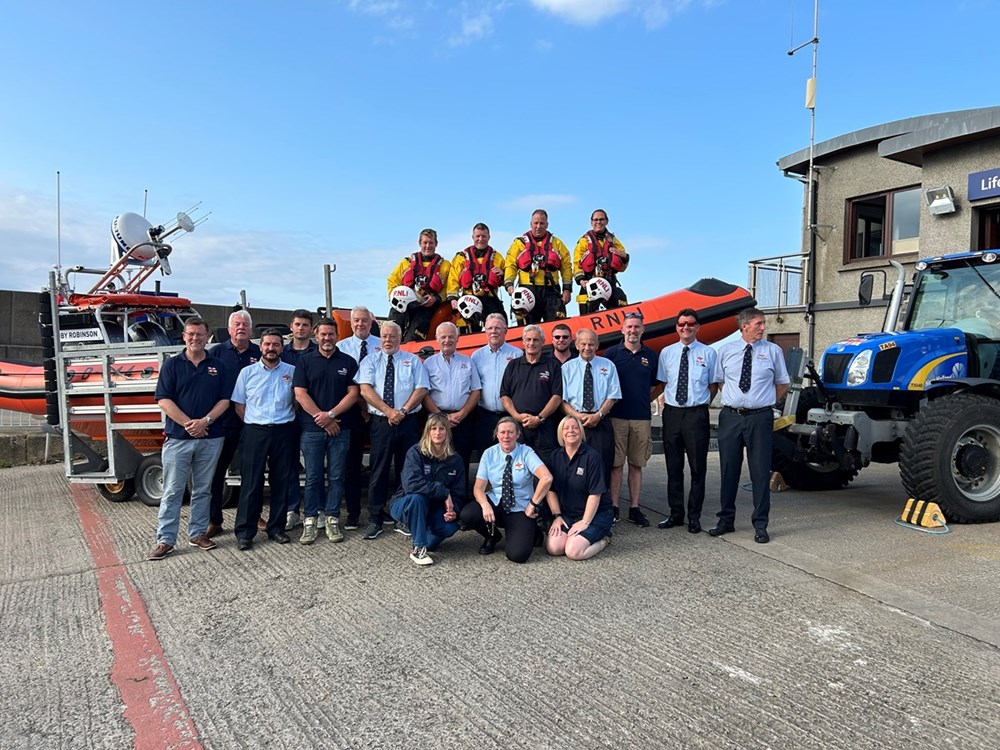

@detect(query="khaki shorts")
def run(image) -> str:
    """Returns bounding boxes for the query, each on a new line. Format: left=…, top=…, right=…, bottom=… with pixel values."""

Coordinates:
left=612, top=418, right=652, bottom=468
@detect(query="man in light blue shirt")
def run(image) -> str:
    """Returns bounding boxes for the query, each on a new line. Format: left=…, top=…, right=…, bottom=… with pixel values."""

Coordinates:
left=231, top=329, right=297, bottom=549
left=471, top=312, right=523, bottom=454
left=710, top=308, right=789, bottom=543
left=357, top=320, right=429, bottom=539
left=423, top=321, right=482, bottom=470
left=561, top=327, right=620, bottom=483
left=655, top=308, right=718, bottom=534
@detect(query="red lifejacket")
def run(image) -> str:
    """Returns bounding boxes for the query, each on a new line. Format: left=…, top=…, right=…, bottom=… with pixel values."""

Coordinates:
left=401, top=253, right=445, bottom=294
left=458, top=246, right=502, bottom=292
left=516, top=232, right=562, bottom=273
left=579, top=231, right=627, bottom=276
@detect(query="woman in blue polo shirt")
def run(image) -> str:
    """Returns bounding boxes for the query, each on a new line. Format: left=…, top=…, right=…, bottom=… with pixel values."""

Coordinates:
left=389, top=414, right=466, bottom=566
left=462, top=416, right=553, bottom=563
left=545, top=415, right=613, bottom=560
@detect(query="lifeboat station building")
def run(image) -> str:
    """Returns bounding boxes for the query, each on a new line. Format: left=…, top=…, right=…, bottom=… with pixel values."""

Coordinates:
left=754, top=106, right=1000, bottom=359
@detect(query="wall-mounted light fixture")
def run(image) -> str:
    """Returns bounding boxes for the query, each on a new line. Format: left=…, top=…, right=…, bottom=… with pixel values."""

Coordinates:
left=925, top=185, right=957, bottom=215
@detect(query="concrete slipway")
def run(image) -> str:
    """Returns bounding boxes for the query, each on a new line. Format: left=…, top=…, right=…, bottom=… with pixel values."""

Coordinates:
left=0, top=457, right=998, bottom=749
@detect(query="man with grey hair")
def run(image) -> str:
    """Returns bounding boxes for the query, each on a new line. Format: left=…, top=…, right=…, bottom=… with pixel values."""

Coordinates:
left=357, top=320, right=429, bottom=539
left=338, top=305, right=381, bottom=529
left=207, top=309, right=260, bottom=536
left=423, top=321, right=481, bottom=471
left=711, top=307, right=789, bottom=543
left=500, top=324, right=563, bottom=461
left=471, top=312, right=522, bottom=454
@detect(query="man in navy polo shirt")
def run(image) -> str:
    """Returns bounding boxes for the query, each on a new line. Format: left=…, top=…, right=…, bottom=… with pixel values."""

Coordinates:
left=293, top=318, right=360, bottom=545
left=500, top=324, right=563, bottom=462
left=148, top=317, right=231, bottom=560
left=357, top=320, right=429, bottom=540
left=279, top=309, right=317, bottom=531
left=604, top=311, right=658, bottom=527
left=207, top=310, right=260, bottom=537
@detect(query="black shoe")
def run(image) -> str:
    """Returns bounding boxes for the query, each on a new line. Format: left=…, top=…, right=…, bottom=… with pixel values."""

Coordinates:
left=268, top=532, right=291, bottom=544
left=708, top=524, right=735, bottom=536
left=754, top=528, right=770, bottom=544
left=688, top=520, right=702, bottom=534
left=344, top=515, right=360, bottom=531
left=612, top=506, right=620, bottom=525
left=478, top=528, right=501, bottom=555
left=628, top=507, right=650, bottom=528
left=657, top=515, right=684, bottom=529
left=237, top=538, right=253, bottom=551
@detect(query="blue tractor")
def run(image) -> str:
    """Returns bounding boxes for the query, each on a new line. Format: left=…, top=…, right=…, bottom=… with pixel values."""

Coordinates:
left=774, top=250, right=1000, bottom=522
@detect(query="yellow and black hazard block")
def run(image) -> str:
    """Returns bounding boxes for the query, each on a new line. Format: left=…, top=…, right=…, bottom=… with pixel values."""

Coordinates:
left=896, top=499, right=949, bottom=534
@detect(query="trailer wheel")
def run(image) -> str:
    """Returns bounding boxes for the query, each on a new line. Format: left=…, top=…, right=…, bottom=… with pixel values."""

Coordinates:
left=97, top=480, right=135, bottom=503
left=135, top=454, right=165, bottom=507
left=772, top=387, right=858, bottom=491
left=900, top=393, right=1000, bottom=523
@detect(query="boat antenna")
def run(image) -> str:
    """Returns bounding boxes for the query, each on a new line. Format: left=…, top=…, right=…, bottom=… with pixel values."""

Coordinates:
left=788, top=0, right=819, bottom=358
left=143, top=189, right=148, bottom=218
left=56, top=171, right=62, bottom=279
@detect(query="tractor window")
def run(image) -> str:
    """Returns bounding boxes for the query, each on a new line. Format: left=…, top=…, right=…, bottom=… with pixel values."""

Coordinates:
left=909, top=262, right=1000, bottom=339
left=908, top=271, right=949, bottom=329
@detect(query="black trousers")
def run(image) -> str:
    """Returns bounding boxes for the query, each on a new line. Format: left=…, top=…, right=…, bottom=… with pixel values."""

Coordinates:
left=235, top=422, right=294, bottom=540
left=513, top=283, right=566, bottom=325
left=457, top=293, right=505, bottom=333
left=345, top=410, right=370, bottom=522
left=583, top=415, right=615, bottom=487
left=578, top=279, right=628, bottom=315
left=368, top=414, right=419, bottom=523
left=442, top=411, right=475, bottom=473
left=474, top=407, right=504, bottom=456
left=210, top=426, right=242, bottom=526
left=388, top=305, right=436, bottom=343
left=662, top=404, right=710, bottom=522
left=460, top=502, right=538, bottom=564
left=717, top=408, right=773, bottom=530
left=520, top=417, right=558, bottom=464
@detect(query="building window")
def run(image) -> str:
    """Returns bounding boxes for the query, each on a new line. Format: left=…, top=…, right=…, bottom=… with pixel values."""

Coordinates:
left=846, top=186, right=920, bottom=261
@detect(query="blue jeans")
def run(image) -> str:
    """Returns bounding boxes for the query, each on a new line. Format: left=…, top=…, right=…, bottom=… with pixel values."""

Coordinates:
left=301, top=429, right=351, bottom=518
left=156, top=436, right=224, bottom=545
left=390, top=493, right=459, bottom=550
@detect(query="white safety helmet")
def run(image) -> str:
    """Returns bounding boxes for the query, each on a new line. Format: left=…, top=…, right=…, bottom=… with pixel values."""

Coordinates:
left=110, top=212, right=156, bottom=263
left=389, top=285, right=419, bottom=314
left=510, top=287, right=536, bottom=313
left=585, top=277, right=613, bottom=302
left=456, top=295, right=484, bottom=321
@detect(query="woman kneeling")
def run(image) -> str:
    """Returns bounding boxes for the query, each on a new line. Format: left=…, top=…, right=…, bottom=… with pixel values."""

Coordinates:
left=390, top=413, right=466, bottom=566
left=545, top=415, right=613, bottom=561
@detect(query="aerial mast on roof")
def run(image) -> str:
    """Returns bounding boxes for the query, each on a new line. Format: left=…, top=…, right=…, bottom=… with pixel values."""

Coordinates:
left=788, top=0, right=819, bottom=357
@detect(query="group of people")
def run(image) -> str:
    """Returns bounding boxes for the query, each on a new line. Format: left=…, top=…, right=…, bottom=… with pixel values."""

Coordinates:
left=387, top=209, right=630, bottom=342
left=148, top=260, right=789, bottom=567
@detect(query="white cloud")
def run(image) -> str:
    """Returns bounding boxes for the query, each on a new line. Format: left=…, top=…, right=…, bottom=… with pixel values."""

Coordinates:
left=528, top=0, right=631, bottom=24
left=502, top=193, right=578, bottom=211
left=448, top=10, right=496, bottom=47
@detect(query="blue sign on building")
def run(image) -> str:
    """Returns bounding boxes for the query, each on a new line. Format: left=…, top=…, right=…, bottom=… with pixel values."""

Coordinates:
left=969, top=168, right=1000, bottom=201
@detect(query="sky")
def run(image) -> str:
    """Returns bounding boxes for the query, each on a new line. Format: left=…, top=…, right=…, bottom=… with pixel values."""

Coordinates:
left=1, top=0, right=997, bottom=320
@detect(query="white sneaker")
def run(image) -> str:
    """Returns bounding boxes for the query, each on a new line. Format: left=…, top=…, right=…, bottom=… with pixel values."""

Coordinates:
left=285, top=512, right=301, bottom=531
left=409, top=546, right=433, bottom=566
left=316, top=511, right=326, bottom=530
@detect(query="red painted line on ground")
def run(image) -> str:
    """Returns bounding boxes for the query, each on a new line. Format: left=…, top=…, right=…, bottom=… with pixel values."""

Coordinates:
left=71, top=484, right=203, bottom=750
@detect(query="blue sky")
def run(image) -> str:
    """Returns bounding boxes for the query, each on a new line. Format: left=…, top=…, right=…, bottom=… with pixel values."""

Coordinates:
left=1, top=0, right=996, bottom=318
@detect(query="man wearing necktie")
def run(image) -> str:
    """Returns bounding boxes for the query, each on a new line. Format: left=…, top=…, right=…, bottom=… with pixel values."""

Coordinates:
left=357, top=321, right=429, bottom=540
left=654, top=309, right=717, bottom=534
left=560, top=328, right=621, bottom=485
left=710, top=308, right=789, bottom=543
left=339, top=306, right=382, bottom=530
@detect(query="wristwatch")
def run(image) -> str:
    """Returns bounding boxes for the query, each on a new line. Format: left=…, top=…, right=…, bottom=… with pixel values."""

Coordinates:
left=205, top=416, right=213, bottom=426
left=327, top=409, right=336, bottom=420
left=400, top=407, right=409, bottom=416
